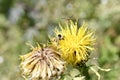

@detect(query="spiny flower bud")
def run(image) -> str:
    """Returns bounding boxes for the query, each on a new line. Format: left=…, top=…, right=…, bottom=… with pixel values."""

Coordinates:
left=20, top=44, right=65, bottom=80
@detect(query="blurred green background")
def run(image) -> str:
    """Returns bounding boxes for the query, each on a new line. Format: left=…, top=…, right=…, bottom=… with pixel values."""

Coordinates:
left=0, top=0, right=120, bottom=80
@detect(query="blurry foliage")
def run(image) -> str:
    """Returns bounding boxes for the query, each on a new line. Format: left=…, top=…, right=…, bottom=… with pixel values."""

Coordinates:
left=0, top=0, right=120, bottom=80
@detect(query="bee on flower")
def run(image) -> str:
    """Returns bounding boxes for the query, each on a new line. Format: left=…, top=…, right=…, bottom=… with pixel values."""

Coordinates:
left=51, top=20, right=96, bottom=65
left=20, top=44, right=65, bottom=80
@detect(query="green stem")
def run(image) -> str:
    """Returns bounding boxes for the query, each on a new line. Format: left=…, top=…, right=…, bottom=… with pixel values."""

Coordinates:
left=77, top=63, right=91, bottom=80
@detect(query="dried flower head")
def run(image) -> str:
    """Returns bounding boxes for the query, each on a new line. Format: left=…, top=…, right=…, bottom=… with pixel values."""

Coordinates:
left=52, top=20, right=96, bottom=65
left=20, top=44, right=65, bottom=80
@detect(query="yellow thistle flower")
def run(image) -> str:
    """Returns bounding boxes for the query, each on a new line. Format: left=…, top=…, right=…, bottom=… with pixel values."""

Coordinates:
left=20, top=44, right=65, bottom=80
left=52, top=20, right=96, bottom=65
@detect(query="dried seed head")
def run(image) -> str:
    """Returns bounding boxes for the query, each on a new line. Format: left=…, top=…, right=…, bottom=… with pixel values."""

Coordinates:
left=20, top=44, right=65, bottom=80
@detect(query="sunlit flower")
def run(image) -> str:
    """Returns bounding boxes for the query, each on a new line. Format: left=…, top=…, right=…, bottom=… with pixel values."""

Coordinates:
left=20, top=44, right=65, bottom=80
left=52, top=20, right=96, bottom=65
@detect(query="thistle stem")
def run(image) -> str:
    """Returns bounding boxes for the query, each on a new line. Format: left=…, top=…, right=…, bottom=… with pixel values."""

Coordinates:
left=77, top=63, right=91, bottom=80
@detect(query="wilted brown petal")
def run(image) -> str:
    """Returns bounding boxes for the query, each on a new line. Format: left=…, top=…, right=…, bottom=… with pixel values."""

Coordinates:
left=20, top=45, right=65, bottom=80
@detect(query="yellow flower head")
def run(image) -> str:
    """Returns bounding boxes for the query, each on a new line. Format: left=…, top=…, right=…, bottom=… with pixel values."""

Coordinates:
left=20, top=44, right=65, bottom=80
left=52, top=20, right=96, bottom=65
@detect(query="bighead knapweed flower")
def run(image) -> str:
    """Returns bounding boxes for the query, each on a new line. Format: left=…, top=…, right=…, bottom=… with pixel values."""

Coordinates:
left=52, top=20, right=96, bottom=65
left=20, top=44, right=65, bottom=80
